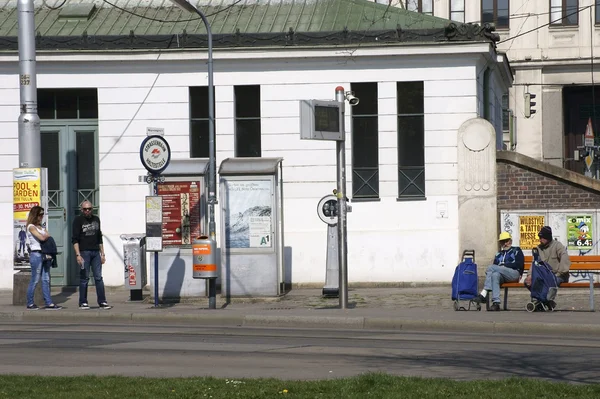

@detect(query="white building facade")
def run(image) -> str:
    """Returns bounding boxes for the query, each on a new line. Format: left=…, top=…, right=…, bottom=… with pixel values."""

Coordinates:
left=0, top=0, right=511, bottom=290
left=384, top=0, right=600, bottom=172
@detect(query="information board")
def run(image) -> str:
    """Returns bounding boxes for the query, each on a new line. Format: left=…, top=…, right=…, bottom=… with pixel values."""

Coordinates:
left=157, top=181, right=202, bottom=247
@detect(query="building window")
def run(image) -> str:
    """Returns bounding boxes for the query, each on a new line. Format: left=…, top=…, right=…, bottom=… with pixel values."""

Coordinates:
left=37, top=89, right=98, bottom=119
left=596, top=0, right=600, bottom=24
left=450, top=0, right=465, bottom=23
left=397, top=82, right=425, bottom=200
left=502, top=93, right=510, bottom=131
left=550, top=0, right=578, bottom=26
left=481, top=0, right=509, bottom=29
left=406, top=0, right=433, bottom=15
left=189, top=86, right=215, bottom=158
left=234, top=85, right=261, bottom=157
left=351, top=83, right=379, bottom=200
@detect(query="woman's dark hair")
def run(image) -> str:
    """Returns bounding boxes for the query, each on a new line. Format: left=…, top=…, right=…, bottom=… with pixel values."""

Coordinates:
left=26, top=206, right=44, bottom=227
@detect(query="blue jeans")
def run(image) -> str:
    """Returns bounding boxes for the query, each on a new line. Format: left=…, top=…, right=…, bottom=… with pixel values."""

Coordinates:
left=26, top=252, right=53, bottom=307
left=79, top=250, right=107, bottom=305
left=483, top=264, right=521, bottom=304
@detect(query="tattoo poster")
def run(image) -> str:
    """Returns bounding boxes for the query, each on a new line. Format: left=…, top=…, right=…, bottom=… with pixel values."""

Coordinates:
left=519, top=215, right=545, bottom=250
left=567, top=215, right=593, bottom=250
left=157, top=181, right=201, bottom=247
left=224, top=180, right=273, bottom=249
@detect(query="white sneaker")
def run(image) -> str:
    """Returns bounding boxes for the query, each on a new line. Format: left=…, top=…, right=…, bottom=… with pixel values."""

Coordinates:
left=99, top=302, right=112, bottom=310
left=79, top=303, right=90, bottom=310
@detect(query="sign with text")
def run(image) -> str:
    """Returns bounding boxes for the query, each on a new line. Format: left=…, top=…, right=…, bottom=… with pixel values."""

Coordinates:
left=157, top=181, right=202, bottom=247
left=585, top=117, right=595, bottom=147
left=223, top=179, right=273, bottom=249
left=567, top=215, right=593, bottom=250
left=13, top=168, right=47, bottom=268
left=145, top=196, right=163, bottom=252
left=519, top=215, right=545, bottom=249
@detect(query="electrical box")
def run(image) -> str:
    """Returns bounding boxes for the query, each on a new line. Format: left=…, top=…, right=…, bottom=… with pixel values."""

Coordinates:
left=300, top=100, right=344, bottom=141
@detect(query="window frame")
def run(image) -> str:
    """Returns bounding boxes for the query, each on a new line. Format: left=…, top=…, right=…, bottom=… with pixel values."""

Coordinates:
left=350, top=82, right=380, bottom=201
left=189, top=86, right=215, bottom=159
left=549, top=0, right=579, bottom=26
left=234, top=85, right=262, bottom=158
left=406, top=0, right=434, bottom=15
left=449, top=0, right=465, bottom=23
left=481, top=0, right=510, bottom=29
left=396, top=81, right=426, bottom=201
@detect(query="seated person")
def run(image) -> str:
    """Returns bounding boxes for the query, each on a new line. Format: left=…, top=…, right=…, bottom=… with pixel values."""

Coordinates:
left=475, top=232, right=524, bottom=311
left=525, top=225, right=571, bottom=289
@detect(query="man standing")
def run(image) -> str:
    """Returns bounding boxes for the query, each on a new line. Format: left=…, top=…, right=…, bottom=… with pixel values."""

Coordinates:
left=475, top=232, right=524, bottom=311
left=18, top=226, right=27, bottom=257
left=72, top=201, right=112, bottom=310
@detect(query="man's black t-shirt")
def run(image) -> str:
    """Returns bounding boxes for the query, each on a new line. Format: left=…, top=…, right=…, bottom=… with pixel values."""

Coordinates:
left=72, top=215, right=103, bottom=251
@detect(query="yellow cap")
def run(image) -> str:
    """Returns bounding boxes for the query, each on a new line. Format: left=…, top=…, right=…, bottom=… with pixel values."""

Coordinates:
left=498, top=232, right=512, bottom=241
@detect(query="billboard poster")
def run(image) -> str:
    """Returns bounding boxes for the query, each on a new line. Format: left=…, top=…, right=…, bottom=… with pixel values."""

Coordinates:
left=13, top=168, right=43, bottom=268
left=567, top=215, right=593, bottom=250
left=519, top=215, right=545, bottom=250
left=157, top=181, right=202, bottom=247
left=223, top=180, right=272, bottom=249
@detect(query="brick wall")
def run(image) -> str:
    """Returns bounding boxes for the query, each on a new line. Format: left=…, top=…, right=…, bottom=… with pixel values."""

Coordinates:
left=497, top=163, right=600, bottom=209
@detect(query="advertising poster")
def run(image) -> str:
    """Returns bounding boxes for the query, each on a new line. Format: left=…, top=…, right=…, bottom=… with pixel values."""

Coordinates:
left=224, top=180, right=272, bottom=249
left=519, top=215, right=545, bottom=249
left=13, top=168, right=42, bottom=268
left=567, top=215, right=593, bottom=250
left=157, top=181, right=202, bottom=247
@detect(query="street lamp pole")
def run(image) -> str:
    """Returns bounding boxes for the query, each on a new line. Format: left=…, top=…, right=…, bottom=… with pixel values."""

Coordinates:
left=169, top=0, right=217, bottom=309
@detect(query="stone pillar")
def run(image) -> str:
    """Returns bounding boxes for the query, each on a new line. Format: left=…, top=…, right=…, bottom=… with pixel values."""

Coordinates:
left=458, top=118, right=498, bottom=285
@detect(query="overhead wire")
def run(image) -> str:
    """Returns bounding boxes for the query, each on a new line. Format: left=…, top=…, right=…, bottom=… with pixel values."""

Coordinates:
left=101, top=0, right=245, bottom=23
left=41, top=0, right=67, bottom=10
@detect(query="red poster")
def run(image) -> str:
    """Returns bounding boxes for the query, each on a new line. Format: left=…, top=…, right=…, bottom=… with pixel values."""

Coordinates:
left=157, top=181, right=202, bottom=247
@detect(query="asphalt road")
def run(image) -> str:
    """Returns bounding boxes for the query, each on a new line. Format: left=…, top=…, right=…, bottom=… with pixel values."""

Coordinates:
left=0, top=321, right=598, bottom=383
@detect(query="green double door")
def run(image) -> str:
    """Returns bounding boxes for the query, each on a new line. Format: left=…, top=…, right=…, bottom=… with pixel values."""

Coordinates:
left=40, top=122, right=99, bottom=286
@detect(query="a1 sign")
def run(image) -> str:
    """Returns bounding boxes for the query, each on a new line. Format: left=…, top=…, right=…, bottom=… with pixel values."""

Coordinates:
left=140, top=135, right=171, bottom=175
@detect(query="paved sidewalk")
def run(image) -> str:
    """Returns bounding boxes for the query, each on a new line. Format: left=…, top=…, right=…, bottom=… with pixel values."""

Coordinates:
left=1, top=286, right=600, bottom=336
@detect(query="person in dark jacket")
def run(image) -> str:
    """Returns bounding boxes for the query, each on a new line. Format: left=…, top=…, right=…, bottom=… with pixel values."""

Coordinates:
left=72, top=200, right=111, bottom=310
left=475, top=232, right=524, bottom=311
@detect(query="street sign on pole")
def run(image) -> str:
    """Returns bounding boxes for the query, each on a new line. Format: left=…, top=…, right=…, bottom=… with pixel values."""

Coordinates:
left=585, top=118, right=595, bottom=147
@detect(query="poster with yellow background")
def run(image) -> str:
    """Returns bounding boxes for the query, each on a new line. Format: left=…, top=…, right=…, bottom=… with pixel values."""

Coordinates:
left=13, top=168, right=42, bottom=267
left=519, top=216, right=545, bottom=250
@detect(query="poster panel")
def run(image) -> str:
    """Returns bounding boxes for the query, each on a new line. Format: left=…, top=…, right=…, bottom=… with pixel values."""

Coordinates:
left=13, top=168, right=42, bottom=268
left=224, top=180, right=273, bottom=249
left=157, top=181, right=202, bottom=247
left=519, top=215, right=545, bottom=250
left=567, top=215, right=593, bottom=250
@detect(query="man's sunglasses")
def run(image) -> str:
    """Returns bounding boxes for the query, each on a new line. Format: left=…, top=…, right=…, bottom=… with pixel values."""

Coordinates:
left=82, top=207, right=93, bottom=211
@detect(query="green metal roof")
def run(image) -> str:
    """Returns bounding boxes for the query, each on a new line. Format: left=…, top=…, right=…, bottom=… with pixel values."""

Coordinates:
left=0, top=0, right=453, bottom=37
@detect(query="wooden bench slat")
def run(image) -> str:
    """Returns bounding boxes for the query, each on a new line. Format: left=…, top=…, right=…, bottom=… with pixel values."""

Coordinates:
left=501, top=282, right=600, bottom=288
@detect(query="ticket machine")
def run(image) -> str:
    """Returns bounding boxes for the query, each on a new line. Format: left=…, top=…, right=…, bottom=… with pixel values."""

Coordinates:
left=150, top=158, right=209, bottom=298
left=219, top=157, right=284, bottom=297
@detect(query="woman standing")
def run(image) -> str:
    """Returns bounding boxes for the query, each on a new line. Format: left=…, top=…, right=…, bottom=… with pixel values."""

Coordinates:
left=25, top=206, right=62, bottom=310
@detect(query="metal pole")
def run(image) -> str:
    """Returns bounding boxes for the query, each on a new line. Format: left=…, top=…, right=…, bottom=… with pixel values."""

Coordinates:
left=168, top=0, right=217, bottom=309
left=335, top=87, right=349, bottom=309
left=154, top=179, right=160, bottom=307
left=17, top=0, right=40, bottom=168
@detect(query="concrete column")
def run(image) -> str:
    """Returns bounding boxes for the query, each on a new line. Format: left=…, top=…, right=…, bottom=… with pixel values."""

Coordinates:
left=542, top=87, right=564, bottom=167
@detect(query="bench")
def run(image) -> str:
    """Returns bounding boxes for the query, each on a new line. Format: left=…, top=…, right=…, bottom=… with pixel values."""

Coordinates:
left=499, top=255, right=600, bottom=311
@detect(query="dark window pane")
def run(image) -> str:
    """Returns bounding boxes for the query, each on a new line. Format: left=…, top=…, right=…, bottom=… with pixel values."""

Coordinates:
left=353, top=167, right=379, bottom=198
left=235, top=85, right=260, bottom=118
left=190, top=86, right=210, bottom=119
left=78, top=90, right=98, bottom=118
left=235, top=119, right=261, bottom=157
left=55, top=90, right=78, bottom=119
left=191, top=120, right=209, bottom=158
left=398, top=116, right=424, bottom=167
left=37, top=90, right=55, bottom=119
left=352, top=116, right=378, bottom=167
left=351, top=83, right=378, bottom=115
left=397, top=82, right=424, bottom=114
left=597, top=0, right=600, bottom=24
left=398, top=167, right=425, bottom=198
left=40, top=132, right=60, bottom=191
left=76, top=131, right=96, bottom=189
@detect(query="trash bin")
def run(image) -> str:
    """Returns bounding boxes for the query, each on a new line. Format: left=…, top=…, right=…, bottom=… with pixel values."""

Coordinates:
left=120, top=234, right=147, bottom=301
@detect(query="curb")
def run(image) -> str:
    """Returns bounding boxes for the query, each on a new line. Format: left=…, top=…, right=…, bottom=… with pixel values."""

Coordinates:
left=1, top=311, right=600, bottom=337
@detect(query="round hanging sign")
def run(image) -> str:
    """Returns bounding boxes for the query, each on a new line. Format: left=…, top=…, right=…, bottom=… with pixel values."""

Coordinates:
left=140, top=135, right=171, bottom=175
